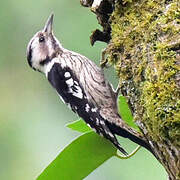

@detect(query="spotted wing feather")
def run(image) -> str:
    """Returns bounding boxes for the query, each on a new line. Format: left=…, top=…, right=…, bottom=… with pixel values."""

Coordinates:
left=47, top=62, right=127, bottom=155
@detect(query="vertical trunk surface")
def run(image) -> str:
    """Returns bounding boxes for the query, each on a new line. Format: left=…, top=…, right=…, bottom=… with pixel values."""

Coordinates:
left=81, top=0, right=180, bottom=179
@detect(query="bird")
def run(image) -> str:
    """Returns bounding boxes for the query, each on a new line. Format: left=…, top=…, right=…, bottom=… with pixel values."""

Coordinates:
left=26, top=14, right=152, bottom=155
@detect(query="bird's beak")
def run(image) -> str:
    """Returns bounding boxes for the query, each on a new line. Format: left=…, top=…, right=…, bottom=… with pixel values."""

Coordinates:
left=43, top=13, right=54, bottom=35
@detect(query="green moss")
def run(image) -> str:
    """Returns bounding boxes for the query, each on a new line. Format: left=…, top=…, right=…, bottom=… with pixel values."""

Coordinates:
left=106, top=0, right=180, bottom=147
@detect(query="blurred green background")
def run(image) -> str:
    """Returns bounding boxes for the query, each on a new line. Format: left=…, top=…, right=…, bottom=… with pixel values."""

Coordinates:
left=0, top=0, right=167, bottom=179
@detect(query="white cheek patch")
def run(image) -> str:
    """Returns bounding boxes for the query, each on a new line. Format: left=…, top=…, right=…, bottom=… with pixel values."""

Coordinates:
left=29, top=32, right=59, bottom=73
left=31, top=37, right=43, bottom=69
left=30, top=34, right=48, bottom=72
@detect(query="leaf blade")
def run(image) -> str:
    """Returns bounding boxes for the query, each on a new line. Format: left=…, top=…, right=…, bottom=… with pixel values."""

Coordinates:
left=37, top=132, right=116, bottom=180
left=66, top=119, right=92, bottom=133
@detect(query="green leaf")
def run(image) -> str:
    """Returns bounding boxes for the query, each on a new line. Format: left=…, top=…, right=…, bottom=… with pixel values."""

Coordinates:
left=66, top=119, right=92, bottom=133
left=37, top=132, right=116, bottom=180
left=118, top=95, right=139, bottom=130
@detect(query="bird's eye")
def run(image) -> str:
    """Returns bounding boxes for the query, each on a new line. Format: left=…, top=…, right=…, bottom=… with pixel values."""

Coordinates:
left=39, top=36, right=45, bottom=42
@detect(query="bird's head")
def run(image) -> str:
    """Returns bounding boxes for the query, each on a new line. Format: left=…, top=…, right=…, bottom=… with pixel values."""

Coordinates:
left=26, top=14, right=62, bottom=72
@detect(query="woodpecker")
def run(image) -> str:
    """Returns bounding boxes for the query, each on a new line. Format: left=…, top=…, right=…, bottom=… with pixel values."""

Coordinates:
left=26, top=14, right=152, bottom=155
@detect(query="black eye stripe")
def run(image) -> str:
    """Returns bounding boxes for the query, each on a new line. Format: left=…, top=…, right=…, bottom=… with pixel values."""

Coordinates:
left=39, top=36, right=45, bottom=42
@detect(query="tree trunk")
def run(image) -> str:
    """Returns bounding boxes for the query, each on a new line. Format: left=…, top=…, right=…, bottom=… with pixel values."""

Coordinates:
left=81, top=0, right=180, bottom=179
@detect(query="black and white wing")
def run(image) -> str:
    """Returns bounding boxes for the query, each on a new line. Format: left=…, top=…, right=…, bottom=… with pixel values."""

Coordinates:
left=47, top=61, right=127, bottom=155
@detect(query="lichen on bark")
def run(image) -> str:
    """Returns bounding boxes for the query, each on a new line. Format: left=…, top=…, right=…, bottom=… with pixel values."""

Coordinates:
left=106, top=1, right=180, bottom=179
left=107, top=0, right=180, bottom=146
left=81, top=0, right=180, bottom=179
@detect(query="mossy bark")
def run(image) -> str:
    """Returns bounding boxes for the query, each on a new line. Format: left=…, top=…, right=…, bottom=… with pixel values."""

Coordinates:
left=81, top=0, right=180, bottom=179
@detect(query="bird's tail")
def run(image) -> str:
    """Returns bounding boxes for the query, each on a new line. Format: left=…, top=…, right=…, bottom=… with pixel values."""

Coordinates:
left=105, top=114, right=154, bottom=154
